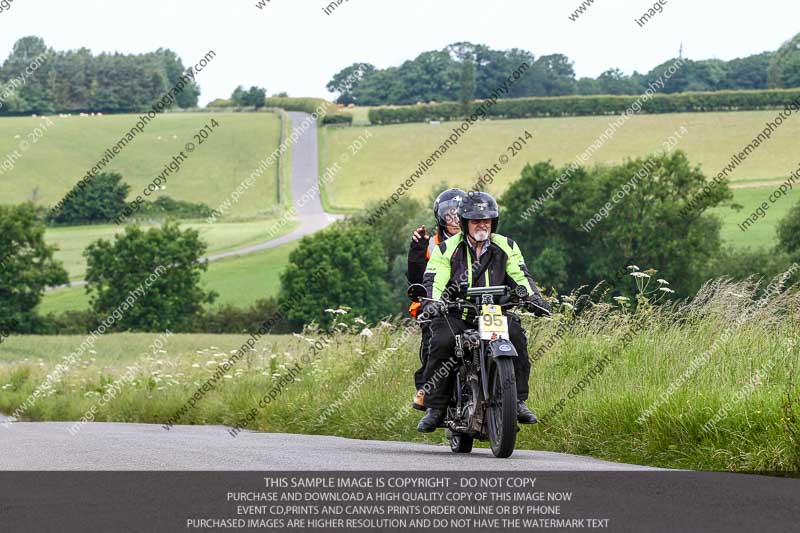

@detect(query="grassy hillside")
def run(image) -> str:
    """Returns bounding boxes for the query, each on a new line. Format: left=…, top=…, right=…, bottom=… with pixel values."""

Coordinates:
left=4, top=275, right=799, bottom=472
left=45, top=219, right=297, bottom=281
left=37, top=240, right=299, bottom=314
left=321, top=111, right=800, bottom=210
left=0, top=112, right=282, bottom=219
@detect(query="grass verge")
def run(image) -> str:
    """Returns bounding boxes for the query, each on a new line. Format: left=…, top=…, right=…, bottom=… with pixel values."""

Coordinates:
left=4, top=274, right=800, bottom=472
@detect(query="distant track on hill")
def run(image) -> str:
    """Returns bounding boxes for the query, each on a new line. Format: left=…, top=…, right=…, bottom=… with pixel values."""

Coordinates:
left=49, top=111, right=342, bottom=291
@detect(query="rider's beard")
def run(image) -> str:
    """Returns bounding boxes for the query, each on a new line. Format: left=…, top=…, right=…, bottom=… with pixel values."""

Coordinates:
left=472, top=228, right=490, bottom=242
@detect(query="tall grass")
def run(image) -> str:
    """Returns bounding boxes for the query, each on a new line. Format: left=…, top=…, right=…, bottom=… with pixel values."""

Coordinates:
left=1, top=271, right=798, bottom=471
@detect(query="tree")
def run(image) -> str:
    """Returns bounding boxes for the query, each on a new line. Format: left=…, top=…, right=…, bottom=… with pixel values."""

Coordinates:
left=459, top=58, right=476, bottom=112
left=84, top=222, right=216, bottom=331
left=777, top=200, right=800, bottom=260
left=152, top=48, right=200, bottom=108
left=722, top=53, right=772, bottom=90
left=247, top=86, right=266, bottom=109
left=278, top=222, right=393, bottom=328
left=231, top=85, right=247, bottom=107
left=230, top=85, right=265, bottom=108
left=326, top=63, right=375, bottom=104
left=531, top=54, right=576, bottom=96
left=0, top=204, right=68, bottom=333
left=595, top=68, right=643, bottom=94
left=1, top=36, right=54, bottom=114
left=499, top=151, right=733, bottom=296
left=49, top=172, right=130, bottom=225
left=768, top=32, right=800, bottom=88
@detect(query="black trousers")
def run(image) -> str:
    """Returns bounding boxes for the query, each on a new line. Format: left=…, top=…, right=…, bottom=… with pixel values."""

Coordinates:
left=413, top=324, right=433, bottom=391
left=420, top=313, right=531, bottom=410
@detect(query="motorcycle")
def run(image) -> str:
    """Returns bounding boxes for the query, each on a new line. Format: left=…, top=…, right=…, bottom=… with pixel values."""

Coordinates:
left=409, top=283, right=543, bottom=458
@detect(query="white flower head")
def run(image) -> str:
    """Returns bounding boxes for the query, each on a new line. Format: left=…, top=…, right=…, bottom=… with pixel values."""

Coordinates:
left=630, top=272, right=650, bottom=279
left=657, top=279, right=669, bottom=285
left=627, top=265, right=640, bottom=272
left=659, top=287, right=675, bottom=294
left=359, top=328, right=373, bottom=338
left=354, top=317, right=367, bottom=325
left=613, top=296, right=630, bottom=303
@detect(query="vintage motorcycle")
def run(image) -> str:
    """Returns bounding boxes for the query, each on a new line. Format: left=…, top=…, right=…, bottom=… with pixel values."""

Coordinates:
left=410, top=283, right=543, bottom=458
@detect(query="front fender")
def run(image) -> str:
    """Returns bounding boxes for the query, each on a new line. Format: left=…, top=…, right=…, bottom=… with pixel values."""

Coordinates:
left=488, top=338, right=517, bottom=358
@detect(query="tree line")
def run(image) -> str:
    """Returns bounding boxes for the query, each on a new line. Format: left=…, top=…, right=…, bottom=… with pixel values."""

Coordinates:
left=5, top=149, right=799, bottom=336
left=0, top=36, right=200, bottom=115
left=327, top=36, right=800, bottom=106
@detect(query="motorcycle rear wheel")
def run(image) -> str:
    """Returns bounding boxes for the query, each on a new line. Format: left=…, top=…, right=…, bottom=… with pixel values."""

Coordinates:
left=487, top=358, right=517, bottom=458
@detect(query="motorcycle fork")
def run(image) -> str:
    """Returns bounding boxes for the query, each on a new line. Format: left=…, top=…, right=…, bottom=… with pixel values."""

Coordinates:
left=454, top=335, right=465, bottom=414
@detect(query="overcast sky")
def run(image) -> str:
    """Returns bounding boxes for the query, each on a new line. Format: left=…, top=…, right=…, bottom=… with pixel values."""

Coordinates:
left=1, top=0, right=798, bottom=105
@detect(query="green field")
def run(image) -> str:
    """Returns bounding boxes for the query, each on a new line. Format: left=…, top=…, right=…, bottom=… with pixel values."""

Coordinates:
left=713, top=185, right=799, bottom=249
left=45, top=219, right=298, bottom=281
left=4, top=274, right=799, bottom=472
left=0, top=112, right=283, bottom=219
left=38, top=240, right=299, bottom=314
left=321, top=111, right=800, bottom=210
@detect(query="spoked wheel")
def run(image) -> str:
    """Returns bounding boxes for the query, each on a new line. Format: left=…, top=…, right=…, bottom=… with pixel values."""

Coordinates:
left=486, top=358, right=517, bottom=458
left=449, top=433, right=474, bottom=453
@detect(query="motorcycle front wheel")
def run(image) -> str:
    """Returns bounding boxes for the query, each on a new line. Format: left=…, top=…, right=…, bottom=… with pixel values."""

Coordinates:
left=486, top=358, right=517, bottom=458
left=449, top=433, right=474, bottom=453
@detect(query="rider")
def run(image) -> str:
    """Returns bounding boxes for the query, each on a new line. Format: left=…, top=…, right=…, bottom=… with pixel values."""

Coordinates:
left=408, top=188, right=467, bottom=410
left=417, top=191, right=550, bottom=432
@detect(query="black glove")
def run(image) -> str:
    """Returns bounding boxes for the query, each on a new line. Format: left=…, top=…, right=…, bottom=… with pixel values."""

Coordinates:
left=419, top=301, right=444, bottom=320
left=525, top=298, right=551, bottom=317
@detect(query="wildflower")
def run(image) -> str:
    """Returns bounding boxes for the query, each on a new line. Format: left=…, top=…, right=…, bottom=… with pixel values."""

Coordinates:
left=657, top=279, right=669, bottom=285
left=659, top=287, right=675, bottom=294
left=613, top=296, right=630, bottom=303
left=630, top=272, right=650, bottom=279
left=354, top=317, right=367, bottom=325
left=627, top=265, right=640, bottom=272
left=360, top=328, right=373, bottom=338
left=191, top=363, right=200, bottom=368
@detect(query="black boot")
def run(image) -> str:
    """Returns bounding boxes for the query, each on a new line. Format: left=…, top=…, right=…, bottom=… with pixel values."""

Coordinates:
left=517, top=401, right=538, bottom=424
left=417, top=408, right=445, bottom=432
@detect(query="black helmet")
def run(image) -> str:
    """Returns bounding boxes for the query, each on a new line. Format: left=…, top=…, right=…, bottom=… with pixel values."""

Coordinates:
left=433, top=188, right=467, bottom=229
left=458, top=191, right=499, bottom=234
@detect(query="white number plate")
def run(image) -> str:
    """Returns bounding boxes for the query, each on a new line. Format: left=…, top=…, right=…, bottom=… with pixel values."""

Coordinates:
left=478, top=304, right=509, bottom=340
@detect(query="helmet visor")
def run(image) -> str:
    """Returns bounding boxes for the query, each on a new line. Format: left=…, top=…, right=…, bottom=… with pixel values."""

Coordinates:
left=436, top=199, right=461, bottom=226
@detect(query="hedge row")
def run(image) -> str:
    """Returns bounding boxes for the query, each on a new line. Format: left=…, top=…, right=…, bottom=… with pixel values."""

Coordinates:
left=368, top=89, right=800, bottom=124
left=321, top=113, right=353, bottom=125
left=264, top=97, right=338, bottom=116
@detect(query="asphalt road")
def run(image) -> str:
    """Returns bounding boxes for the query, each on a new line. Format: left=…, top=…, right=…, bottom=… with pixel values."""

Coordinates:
left=50, top=111, right=342, bottom=289
left=0, top=417, right=653, bottom=471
